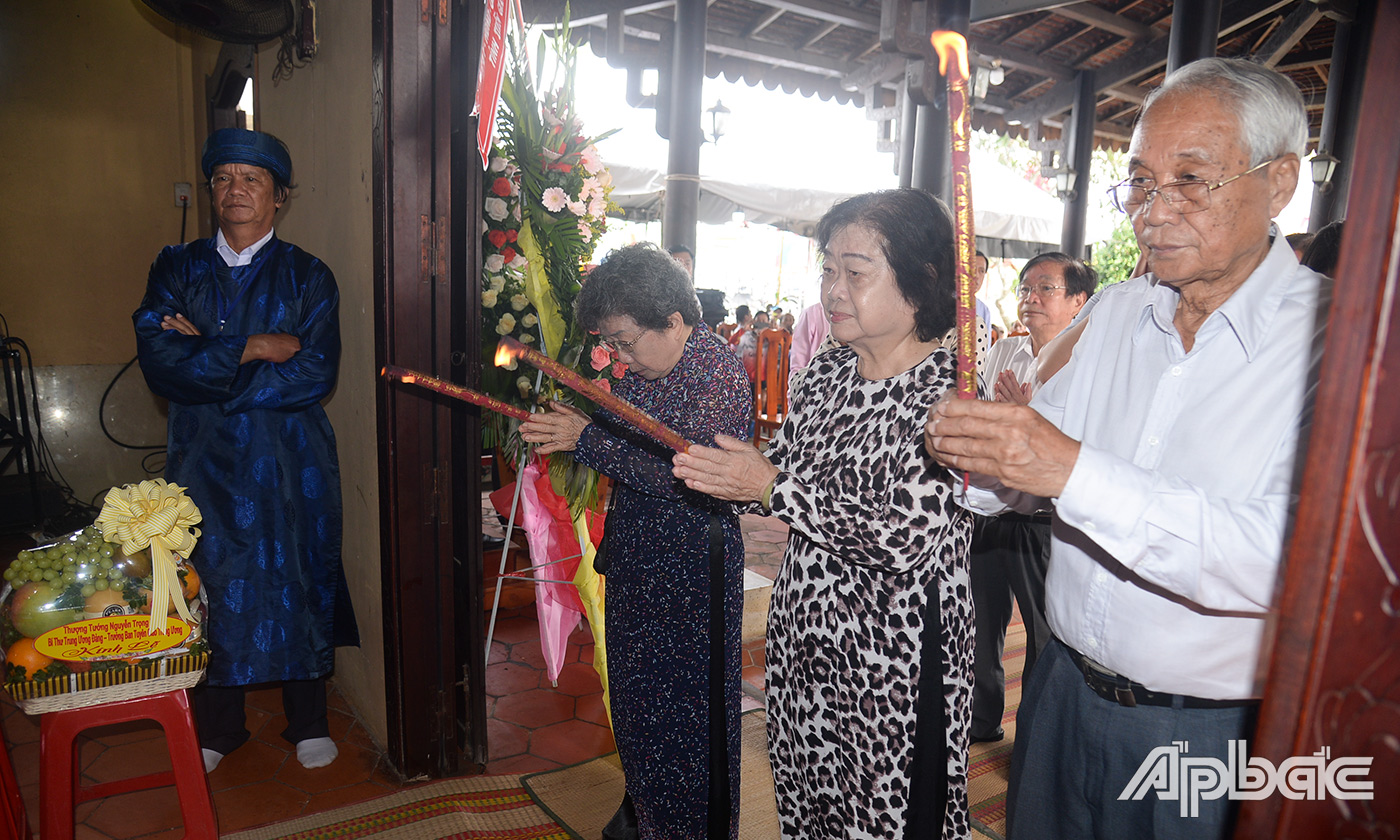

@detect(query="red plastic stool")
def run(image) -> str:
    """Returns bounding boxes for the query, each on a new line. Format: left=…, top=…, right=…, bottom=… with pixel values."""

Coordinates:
left=0, top=721, right=32, bottom=840
left=40, top=689, right=217, bottom=840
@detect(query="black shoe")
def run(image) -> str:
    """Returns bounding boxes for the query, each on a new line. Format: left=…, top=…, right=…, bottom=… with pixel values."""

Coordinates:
left=483, top=534, right=506, bottom=549
left=970, top=728, right=1004, bottom=744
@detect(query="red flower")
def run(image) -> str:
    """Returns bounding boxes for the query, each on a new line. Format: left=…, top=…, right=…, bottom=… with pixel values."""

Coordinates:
left=611, top=361, right=627, bottom=378
left=487, top=230, right=507, bottom=248
left=491, top=177, right=512, bottom=197
left=506, top=229, right=518, bottom=242
left=502, top=247, right=517, bottom=263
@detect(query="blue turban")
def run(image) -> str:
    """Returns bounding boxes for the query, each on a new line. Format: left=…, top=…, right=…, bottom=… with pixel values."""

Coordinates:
left=201, top=128, right=293, bottom=184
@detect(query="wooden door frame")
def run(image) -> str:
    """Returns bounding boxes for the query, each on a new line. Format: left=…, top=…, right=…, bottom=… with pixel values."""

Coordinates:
left=1238, top=0, right=1399, bottom=834
left=372, top=0, right=487, bottom=777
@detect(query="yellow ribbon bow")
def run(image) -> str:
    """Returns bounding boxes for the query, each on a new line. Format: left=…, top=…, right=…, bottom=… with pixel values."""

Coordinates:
left=96, top=479, right=203, bottom=634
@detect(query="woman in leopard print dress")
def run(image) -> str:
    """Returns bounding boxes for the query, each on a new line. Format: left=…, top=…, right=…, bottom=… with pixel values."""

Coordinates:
left=675, top=189, right=975, bottom=839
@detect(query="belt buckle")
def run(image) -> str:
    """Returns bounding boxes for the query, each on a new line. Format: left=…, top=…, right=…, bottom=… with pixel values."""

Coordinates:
left=1113, top=686, right=1137, bottom=707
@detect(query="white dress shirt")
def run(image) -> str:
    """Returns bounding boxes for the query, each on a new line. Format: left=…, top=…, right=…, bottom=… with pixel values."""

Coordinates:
left=215, top=228, right=275, bottom=267
left=959, top=232, right=1328, bottom=699
left=980, top=333, right=1035, bottom=395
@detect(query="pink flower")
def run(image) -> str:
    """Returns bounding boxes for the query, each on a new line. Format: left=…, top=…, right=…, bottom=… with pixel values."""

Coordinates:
left=579, top=145, right=604, bottom=175
left=590, top=345, right=612, bottom=371
left=541, top=187, right=569, bottom=212
left=594, top=377, right=612, bottom=393
left=611, top=361, right=627, bottom=378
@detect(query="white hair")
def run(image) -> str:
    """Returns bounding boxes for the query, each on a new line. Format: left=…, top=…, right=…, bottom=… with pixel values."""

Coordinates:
left=1142, top=57, right=1308, bottom=165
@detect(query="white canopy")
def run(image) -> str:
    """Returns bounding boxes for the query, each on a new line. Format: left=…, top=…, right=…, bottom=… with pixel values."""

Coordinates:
left=604, top=160, right=1070, bottom=246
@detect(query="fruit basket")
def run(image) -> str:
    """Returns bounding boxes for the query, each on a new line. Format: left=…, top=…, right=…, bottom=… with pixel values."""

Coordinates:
left=1, top=480, right=208, bottom=713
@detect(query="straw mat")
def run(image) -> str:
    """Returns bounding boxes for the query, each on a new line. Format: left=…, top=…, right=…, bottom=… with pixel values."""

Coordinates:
left=521, top=708, right=777, bottom=839
left=223, top=775, right=569, bottom=840
left=967, top=613, right=1027, bottom=840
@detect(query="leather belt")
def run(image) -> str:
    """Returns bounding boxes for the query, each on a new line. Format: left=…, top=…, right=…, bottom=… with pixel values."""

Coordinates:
left=1062, top=642, right=1258, bottom=710
left=997, top=510, right=1052, bottom=526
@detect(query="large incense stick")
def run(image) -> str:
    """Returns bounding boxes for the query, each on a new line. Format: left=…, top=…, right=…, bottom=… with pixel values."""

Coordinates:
left=382, top=364, right=532, bottom=420
left=494, top=336, right=693, bottom=453
left=931, top=31, right=978, bottom=404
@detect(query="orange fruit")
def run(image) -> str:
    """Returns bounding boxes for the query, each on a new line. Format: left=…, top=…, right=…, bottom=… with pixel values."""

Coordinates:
left=6, top=638, right=54, bottom=680
left=179, top=565, right=201, bottom=601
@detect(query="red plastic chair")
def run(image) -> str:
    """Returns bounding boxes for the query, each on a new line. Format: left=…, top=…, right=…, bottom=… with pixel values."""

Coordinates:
left=40, top=689, right=217, bottom=840
left=753, top=328, right=791, bottom=445
left=0, top=723, right=31, bottom=840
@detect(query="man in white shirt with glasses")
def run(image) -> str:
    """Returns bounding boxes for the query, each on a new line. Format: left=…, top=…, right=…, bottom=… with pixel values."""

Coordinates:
left=924, top=58, right=1326, bottom=840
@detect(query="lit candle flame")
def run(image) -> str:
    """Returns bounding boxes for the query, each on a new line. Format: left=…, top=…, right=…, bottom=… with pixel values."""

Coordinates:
left=930, top=31, right=969, bottom=81
left=494, top=342, right=517, bottom=367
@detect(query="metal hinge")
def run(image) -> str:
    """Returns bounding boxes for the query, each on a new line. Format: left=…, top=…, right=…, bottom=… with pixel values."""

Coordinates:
left=421, top=215, right=447, bottom=283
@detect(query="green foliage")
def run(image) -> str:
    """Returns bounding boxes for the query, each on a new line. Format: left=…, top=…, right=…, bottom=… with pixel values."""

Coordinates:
left=1091, top=218, right=1141, bottom=290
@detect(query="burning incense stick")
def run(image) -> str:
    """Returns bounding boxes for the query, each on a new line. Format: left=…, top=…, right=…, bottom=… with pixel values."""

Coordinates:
left=931, top=31, right=978, bottom=404
left=382, top=364, right=532, bottom=421
left=494, top=336, right=693, bottom=453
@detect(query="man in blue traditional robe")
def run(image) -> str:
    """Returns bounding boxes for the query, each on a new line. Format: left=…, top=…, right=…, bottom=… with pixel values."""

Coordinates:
left=134, top=128, right=357, bottom=772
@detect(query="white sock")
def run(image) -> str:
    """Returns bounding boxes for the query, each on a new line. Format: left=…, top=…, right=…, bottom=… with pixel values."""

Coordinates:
left=202, top=748, right=225, bottom=773
left=296, top=737, right=338, bottom=769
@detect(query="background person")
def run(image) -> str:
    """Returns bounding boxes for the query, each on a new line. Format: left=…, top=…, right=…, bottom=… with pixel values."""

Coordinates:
left=967, top=253, right=1093, bottom=747
left=668, top=243, right=695, bottom=277
left=520, top=243, right=750, bottom=840
left=673, top=189, right=976, bottom=838
left=134, top=128, right=357, bottom=773
left=924, top=58, right=1323, bottom=840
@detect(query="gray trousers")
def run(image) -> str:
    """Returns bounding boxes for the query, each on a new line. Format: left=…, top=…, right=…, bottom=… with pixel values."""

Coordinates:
left=969, top=513, right=1052, bottom=738
left=1006, top=639, right=1258, bottom=840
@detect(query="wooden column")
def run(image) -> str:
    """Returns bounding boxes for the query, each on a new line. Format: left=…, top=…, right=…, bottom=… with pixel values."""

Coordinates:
left=1166, top=0, right=1222, bottom=74
left=1059, top=70, right=1095, bottom=259
left=663, top=0, right=705, bottom=254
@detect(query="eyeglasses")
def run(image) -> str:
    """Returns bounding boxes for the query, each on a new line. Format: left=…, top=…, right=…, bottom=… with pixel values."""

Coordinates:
left=599, top=330, right=649, bottom=354
left=1016, top=283, right=1067, bottom=300
left=1107, top=158, right=1277, bottom=217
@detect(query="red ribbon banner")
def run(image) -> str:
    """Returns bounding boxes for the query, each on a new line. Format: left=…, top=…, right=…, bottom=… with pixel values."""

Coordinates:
left=472, top=0, right=511, bottom=169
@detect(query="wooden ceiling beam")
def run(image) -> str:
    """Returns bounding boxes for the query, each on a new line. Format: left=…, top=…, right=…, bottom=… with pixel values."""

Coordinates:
left=1053, top=2, right=1156, bottom=41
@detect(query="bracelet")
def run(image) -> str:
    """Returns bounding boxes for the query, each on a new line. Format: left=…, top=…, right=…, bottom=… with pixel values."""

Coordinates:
left=761, top=475, right=777, bottom=511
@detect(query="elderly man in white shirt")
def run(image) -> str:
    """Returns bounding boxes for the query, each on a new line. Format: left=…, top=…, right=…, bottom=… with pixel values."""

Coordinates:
left=966, top=253, right=1094, bottom=745
left=924, top=57, right=1327, bottom=840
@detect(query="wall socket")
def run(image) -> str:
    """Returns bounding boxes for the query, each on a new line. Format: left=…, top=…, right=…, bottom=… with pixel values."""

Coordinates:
left=174, top=182, right=193, bottom=208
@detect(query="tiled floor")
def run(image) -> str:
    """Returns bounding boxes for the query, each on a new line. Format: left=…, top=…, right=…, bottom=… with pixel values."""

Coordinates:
left=0, top=508, right=789, bottom=838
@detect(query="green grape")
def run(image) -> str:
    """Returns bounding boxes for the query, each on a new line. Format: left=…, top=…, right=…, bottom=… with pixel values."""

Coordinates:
left=98, top=557, right=113, bottom=570
left=94, top=579, right=108, bottom=592
left=108, top=568, right=124, bottom=581
left=2, top=569, right=13, bottom=583
left=81, top=584, right=96, bottom=598
left=16, top=550, right=31, bottom=563
left=36, top=559, right=51, bottom=571
left=99, top=545, right=115, bottom=558
left=42, top=569, right=58, bottom=582
left=62, top=554, right=77, bottom=567
left=46, top=547, right=62, bottom=560
left=62, top=569, right=77, bottom=585
left=20, top=558, right=35, bottom=571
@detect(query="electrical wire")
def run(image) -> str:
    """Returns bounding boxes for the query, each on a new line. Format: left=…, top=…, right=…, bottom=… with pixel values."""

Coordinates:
left=99, top=355, right=166, bottom=452
left=180, top=199, right=189, bottom=244
left=3, top=336, right=99, bottom=533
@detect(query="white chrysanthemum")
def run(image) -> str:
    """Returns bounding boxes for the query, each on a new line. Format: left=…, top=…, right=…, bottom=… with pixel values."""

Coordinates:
left=522, top=313, right=538, bottom=327
left=496, top=313, right=516, bottom=335
left=484, top=197, right=508, bottom=221
left=490, top=157, right=507, bottom=172
left=482, top=289, right=499, bottom=308
left=511, top=294, right=530, bottom=311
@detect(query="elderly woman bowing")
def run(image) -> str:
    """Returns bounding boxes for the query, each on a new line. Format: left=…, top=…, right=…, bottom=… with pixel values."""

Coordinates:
left=673, top=189, right=975, bottom=839
left=520, top=243, right=750, bottom=840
